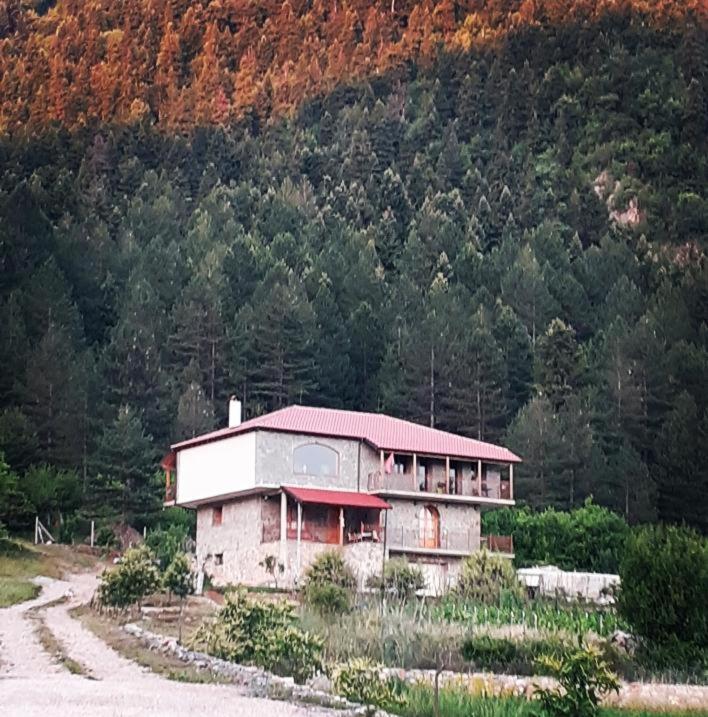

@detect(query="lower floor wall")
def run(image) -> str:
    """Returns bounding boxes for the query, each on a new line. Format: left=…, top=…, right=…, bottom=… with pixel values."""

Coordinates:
left=195, top=493, right=482, bottom=595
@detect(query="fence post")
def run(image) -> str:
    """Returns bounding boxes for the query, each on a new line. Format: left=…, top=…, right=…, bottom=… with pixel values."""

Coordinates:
left=34, top=515, right=39, bottom=544
left=90, top=520, right=95, bottom=548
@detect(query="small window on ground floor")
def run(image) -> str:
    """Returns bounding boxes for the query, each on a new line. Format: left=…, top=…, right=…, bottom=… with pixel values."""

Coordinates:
left=214, top=552, right=223, bottom=566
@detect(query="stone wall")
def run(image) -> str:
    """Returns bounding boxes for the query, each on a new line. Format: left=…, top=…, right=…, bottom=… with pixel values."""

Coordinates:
left=255, top=430, right=380, bottom=491
left=197, top=493, right=383, bottom=589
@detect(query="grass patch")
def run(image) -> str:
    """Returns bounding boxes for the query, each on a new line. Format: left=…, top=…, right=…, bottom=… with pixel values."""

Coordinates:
left=72, top=606, right=232, bottom=684
left=0, top=540, right=101, bottom=607
left=389, top=684, right=708, bottom=717
left=0, top=576, right=40, bottom=607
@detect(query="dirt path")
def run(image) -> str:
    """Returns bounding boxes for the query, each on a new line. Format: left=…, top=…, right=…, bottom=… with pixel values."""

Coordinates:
left=0, top=572, right=330, bottom=716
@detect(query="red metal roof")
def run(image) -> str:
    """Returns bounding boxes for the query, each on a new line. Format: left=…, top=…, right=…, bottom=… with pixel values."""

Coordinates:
left=283, top=486, right=391, bottom=509
left=172, top=405, right=521, bottom=463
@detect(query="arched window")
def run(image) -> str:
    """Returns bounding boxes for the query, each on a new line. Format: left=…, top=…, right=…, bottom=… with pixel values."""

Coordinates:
left=419, top=505, right=440, bottom=549
left=293, top=443, right=339, bottom=477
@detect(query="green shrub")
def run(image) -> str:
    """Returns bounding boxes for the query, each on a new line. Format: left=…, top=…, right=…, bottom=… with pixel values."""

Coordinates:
left=366, top=558, right=425, bottom=601
left=533, top=641, right=620, bottom=717
left=302, top=549, right=356, bottom=614
left=462, top=634, right=568, bottom=674
left=455, top=550, right=523, bottom=604
left=331, top=657, right=405, bottom=711
left=617, top=525, right=707, bottom=648
left=191, top=590, right=322, bottom=682
left=95, top=525, right=119, bottom=552
left=96, top=544, right=159, bottom=610
left=145, top=523, right=191, bottom=571
left=483, top=501, right=629, bottom=573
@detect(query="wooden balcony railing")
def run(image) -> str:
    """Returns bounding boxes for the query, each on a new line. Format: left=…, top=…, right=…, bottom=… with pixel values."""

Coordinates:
left=481, top=534, right=514, bottom=554
left=285, top=520, right=384, bottom=545
left=368, top=471, right=512, bottom=500
left=387, top=526, right=478, bottom=553
left=165, top=482, right=176, bottom=503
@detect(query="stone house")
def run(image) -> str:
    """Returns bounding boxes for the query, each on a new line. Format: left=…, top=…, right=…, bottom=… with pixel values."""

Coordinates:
left=161, top=401, right=521, bottom=594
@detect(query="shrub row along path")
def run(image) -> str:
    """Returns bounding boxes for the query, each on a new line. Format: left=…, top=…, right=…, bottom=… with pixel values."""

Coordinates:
left=0, top=570, right=331, bottom=716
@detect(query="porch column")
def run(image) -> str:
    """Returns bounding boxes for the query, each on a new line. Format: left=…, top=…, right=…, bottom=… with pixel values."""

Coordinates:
left=477, top=459, right=482, bottom=496
left=445, top=457, right=450, bottom=493
left=296, top=501, right=302, bottom=583
left=412, top=453, right=417, bottom=490
left=280, top=491, right=287, bottom=565
left=509, top=464, right=514, bottom=500
left=339, top=507, right=344, bottom=546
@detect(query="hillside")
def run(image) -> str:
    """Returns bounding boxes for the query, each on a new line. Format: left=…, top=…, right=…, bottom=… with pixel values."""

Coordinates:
left=0, top=0, right=707, bottom=534
left=0, top=0, right=705, bottom=131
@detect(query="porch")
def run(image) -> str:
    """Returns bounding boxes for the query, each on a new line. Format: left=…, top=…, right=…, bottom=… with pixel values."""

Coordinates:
left=367, top=451, right=514, bottom=502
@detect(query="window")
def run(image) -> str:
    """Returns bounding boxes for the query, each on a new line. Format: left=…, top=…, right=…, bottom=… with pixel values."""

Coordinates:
left=449, top=465, right=457, bottom=495
left=417, top=461, right=429, bottom=491
left=293, top=443, right=339, bottom=477
left=419, top=505, right=440, bottom=549
left=212, top=505, right=223, bottom=526
left=214, top=553, right=223, bottom=566
left=394, top=459, right=406, bottom=474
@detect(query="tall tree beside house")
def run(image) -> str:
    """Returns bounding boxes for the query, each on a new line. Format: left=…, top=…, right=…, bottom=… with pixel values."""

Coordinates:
left=507, top=396, right=567, bottom=509
left=233, top=263, right=319, bottom=415
left=655, top=392, right=708, bottom=534
left=175, top=363, right=216, bottom=440
left=535, top=318, right=584, bottom=412
left=87, top=406, right=160, bottom=526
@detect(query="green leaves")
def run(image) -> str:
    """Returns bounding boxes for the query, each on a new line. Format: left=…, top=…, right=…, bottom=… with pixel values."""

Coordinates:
left=533, top=642, right=620, bottom=717
left=190, top=590, right=323, bottom=683
left=96, top=544, right=160, bottom=610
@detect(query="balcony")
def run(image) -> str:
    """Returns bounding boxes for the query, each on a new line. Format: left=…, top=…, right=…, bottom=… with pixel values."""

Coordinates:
left=367, top=471, right=512, bottom=501
left=387, top=527, right=514, bottom=556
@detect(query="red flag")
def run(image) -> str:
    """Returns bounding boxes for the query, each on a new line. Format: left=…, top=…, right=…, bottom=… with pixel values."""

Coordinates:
left=384, top=452, right=394, bottom=474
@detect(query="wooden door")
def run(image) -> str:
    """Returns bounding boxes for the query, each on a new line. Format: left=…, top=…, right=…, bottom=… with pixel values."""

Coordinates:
left=419, top=505, right=440, bottom=549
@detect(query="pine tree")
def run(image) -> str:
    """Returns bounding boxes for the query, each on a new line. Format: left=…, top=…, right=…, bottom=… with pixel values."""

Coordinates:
left=88, top=406, right=160, bottom=525
left=535, top=318, right=584, bottom=412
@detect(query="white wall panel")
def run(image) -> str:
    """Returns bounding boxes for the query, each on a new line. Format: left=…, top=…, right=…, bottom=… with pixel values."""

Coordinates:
left=176, top=432, right=256, bottom=504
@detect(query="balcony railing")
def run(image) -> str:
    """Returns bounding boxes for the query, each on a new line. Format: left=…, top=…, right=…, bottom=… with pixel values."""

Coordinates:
left=165, top=482, right=176, bottom=503
left=387, top=526, right=478, bottom=553
left=285, top=521, right=384, bottom=545
left=386, top=528, right=514, bottom=555
left=367, top=471, right=511, bottom=500
left=482, top=534, right=514, bottom=554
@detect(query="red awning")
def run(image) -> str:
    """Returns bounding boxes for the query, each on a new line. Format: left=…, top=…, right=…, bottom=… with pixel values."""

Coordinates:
left=283, top=486, right=391, bottom=510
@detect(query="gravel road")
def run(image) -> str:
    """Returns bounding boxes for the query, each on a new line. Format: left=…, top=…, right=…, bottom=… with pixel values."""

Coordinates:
left=0, top=572, right=329, bottom=716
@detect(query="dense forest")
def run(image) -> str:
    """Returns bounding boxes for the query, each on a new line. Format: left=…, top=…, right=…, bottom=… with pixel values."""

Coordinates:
left=0, top=0, right=706, bottom=535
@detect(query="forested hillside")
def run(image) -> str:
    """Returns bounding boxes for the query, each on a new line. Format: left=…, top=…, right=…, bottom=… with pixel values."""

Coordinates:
left=0, top=1, right=707, bottom=534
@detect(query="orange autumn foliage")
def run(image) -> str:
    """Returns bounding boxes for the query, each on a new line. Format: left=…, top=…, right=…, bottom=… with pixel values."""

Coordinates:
left=0, top=0, right=705, bottom=132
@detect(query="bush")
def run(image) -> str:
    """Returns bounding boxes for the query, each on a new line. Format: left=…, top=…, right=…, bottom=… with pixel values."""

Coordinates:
left=461, top=634, right=568, bottom=675
left=366, top=558, right=425, bottom=601
left=190, top=590, right=322, bottom=682
left=95, top=525, right=119, bottom=552
left=331, top=657, right=405, bottom=711
left=302, top=549, right=356, bottom=614
left=96, top=544, right=159, bottom=610
left=482, top=501, right=629, bottom=573
left=145, top=523, right=191, bottom=571
left=455, top=550, right=523, bottom=604
left=533, top=641, right=620, bottom=717
left=617, top=525, right=707, bottom=648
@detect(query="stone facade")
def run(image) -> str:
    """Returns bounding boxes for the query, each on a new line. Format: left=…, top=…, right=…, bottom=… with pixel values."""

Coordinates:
left=194, top=429, right=488, bottom=595
left=254, top=430, right=380, bottom=491
left=196, top=493, right=383, bottom=589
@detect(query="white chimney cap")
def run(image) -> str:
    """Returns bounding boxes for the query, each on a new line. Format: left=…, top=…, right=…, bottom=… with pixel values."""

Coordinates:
left=229, top=396, right=242, bottom=428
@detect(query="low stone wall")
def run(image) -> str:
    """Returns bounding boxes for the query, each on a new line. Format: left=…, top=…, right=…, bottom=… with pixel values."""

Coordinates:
left=123, top=623, right=708, bottom=713
left=122, top=623, right=390, bottom=716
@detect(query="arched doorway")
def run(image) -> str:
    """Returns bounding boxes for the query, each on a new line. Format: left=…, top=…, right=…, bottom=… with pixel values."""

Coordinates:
left=419, top=505, right=440, bottom=549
